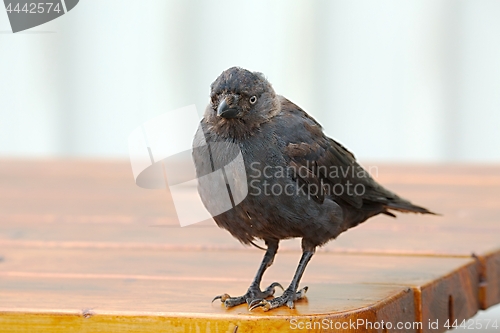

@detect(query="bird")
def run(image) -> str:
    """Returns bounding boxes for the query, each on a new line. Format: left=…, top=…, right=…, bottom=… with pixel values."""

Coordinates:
left=192, top=67, right=435, bottom=311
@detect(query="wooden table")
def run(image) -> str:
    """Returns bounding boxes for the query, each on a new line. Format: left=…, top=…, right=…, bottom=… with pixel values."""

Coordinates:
left=0, top=159, right=499, bottom=332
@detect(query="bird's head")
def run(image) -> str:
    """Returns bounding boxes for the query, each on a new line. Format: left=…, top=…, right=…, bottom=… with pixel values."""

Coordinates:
left=203, top=67, right=281, bottom=139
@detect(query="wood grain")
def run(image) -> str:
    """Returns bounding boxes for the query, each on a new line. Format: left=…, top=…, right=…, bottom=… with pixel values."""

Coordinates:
left=0, top=159, right=499, bottom=332
left=0, top=284, right=414, bottom=333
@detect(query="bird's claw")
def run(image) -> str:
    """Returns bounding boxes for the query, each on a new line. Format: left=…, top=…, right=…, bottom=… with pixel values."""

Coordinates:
left=263, top=282, right=284, bottom=294
left=295, top=286, right=308, bottom=299
left=249, top=286, right=309, bottom=311
left=212, top=282, right=283, bottom=308
left=211, top=293, right=231, bottom=303
left=249, top=299, right=271, bottom=311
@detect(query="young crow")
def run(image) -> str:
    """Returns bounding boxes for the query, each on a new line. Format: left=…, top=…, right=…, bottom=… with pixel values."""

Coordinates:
left=192, top=67, right=435, bottom=311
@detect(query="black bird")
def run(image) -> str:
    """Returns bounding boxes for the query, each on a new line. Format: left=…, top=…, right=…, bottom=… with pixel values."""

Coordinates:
left=192, top=67, right=435, bottom=311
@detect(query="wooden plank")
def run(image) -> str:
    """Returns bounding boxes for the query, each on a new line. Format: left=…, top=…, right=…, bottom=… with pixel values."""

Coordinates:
left=1, top=160, right=499, bottom=226
left=0, top=159, right=178, bottom=222
left=0, top=159, right=499, bottom=332
left=476, top=250, right=500, bottom=310
left=1, top=214, right=498, bottom=310
left=417, top=261, right=479, bottom=333
left=0, top=246, right=476, bottom=287
left=0, top=277, right=415, bottom=332
left=0, top=246, right=479, bottom=332
left=1, top=217, right=499, bottom=257
left=1, top=160, right=499, bottom=254
left=0, top=277, right=412, bottom=316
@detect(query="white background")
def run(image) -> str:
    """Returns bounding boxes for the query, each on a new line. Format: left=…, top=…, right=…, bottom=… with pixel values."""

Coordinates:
left=1, top=0, right=500, bottom=162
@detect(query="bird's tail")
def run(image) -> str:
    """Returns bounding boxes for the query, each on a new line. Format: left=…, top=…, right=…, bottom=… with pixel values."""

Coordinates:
left=385, top=199, right=437, bottom=215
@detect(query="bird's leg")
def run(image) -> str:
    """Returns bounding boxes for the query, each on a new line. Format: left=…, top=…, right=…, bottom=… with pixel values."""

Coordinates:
left=250, top=239, right=315, bottom=311
left=212, top=239, right=283, bottom=308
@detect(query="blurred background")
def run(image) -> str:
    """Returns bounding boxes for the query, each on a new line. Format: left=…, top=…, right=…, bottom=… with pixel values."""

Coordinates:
left=1, top=0, right=499, bottom=327
left=1, top=0, right=500, bottom=162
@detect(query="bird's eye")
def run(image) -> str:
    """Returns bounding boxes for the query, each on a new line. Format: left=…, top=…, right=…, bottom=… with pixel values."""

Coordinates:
left=249, top=96, right=257, bottom=104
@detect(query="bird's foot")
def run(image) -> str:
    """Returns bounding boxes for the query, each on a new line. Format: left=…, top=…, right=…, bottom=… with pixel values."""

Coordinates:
left=249, top=286, right=308, bottom=311
left=212, top=282, right=283, bottom=308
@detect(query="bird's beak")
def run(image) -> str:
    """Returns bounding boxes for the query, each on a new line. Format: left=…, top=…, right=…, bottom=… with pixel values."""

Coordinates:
left=217, top=99, right=240, bottom=118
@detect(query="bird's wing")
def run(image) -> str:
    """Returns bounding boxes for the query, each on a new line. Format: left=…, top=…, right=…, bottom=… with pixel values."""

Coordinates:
left=280, top=99, right=401, bottom=210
